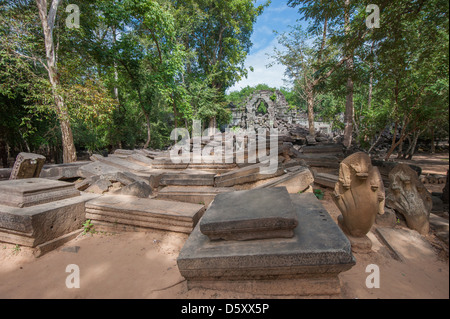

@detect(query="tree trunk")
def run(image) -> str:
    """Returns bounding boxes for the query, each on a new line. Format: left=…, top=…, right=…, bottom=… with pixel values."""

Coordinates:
left=368, top=41, right=375, bottom=109
left=0, top=139, right=7, bottom=168
left=173, top=98, right=178, bottom=129
left=143, top=112, right=151, bottom=149
left=306, top=85, right=315, bottom=136
left=406, top=131, right=420, bottom=160
left=343, top=70, right=354, bottom=149
left=430, top=127, right=435, bottom=153
left=368, top=70, right=373, bottom=109
left=343, top=0, right=354, bottom=149
left=36, top=0, right=77, bottom=163
left=397, top=135, right=406, bottom=159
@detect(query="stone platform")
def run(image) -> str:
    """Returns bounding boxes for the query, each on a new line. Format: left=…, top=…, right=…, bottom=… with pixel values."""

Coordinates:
left=0, top=179, right=97, bottom=250
left=0, top=178, right=80, bottom=208
left=86, top=195, right=206, bottom=234
left=177, top=193, right=355, bottom=297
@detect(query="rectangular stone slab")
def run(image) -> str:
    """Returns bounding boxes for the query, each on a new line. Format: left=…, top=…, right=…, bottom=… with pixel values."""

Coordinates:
left=178, top=193, right=355, bottom=296
left=157, top=186, right=234, bottom=206
left=214, top=162, right=285, bottom=187
left=199, top=187, right=298, bottom=241
left=85, top=195, right=205, bottom=234
left=256, top=166, right=314, bottom=194
left=314, top=173, right=339, bottom=189
left=0, top=193, right=98, bottom=247
left=0, top=178, right=80, bottom=208
left=160, top=173, right=215, bottom=187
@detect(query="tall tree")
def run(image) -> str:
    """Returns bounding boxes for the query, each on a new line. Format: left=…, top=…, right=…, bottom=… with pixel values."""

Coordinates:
left=35, top=0, right=77, bottom=163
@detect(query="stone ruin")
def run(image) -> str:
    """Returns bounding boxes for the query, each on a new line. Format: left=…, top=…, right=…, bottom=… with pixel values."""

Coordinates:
left=0, top=128, right=448, bottom=297
left=229, top=90, right=334, bottom=135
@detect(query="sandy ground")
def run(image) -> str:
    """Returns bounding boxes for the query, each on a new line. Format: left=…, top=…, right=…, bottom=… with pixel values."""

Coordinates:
left=0, top=153, right=448, bottom=299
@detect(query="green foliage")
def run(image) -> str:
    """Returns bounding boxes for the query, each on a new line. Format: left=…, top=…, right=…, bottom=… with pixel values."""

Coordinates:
left=12, top=244, right=21, bottom=255
left=82, top=219, right=96, bottom=235
left=257, top=101, right=268, bottom=114
left=313, top=189, right=324, bottom=200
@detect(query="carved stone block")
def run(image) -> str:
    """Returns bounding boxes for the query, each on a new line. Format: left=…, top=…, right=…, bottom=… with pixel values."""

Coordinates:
left=332, top=152, right=385, bottom=238
left=9, top=153, right=46, bottom=180
left=386, top=164, right=432, bottom=235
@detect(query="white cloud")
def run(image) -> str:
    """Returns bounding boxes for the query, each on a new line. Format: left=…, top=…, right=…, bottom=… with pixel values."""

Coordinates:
left=228, top=38, right=291, bottom=92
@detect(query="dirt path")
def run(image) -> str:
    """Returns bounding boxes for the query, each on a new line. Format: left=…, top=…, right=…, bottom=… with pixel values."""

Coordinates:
left=1, top=192, right=447, bottom=300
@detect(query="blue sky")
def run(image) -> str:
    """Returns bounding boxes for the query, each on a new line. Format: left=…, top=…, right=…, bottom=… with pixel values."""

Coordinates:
left=228, top=0, right=307, bottom=92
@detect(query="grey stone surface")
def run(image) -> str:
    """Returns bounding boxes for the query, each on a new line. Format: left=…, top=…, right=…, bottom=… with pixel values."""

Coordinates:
left=314, top=173, right=339, bottom=189
left=214, top=162, right=284, bottom=187
left=78, top=161, right=122, bottom=178
left=160, top=172, right=215, bottom=187
left=157, top=186, right=234, bottom=206
left=126, top=153, right=154, bottom=167
left=85, top=178, right=112, bottom=194
left=0, top=193, right=98, bottom=247
left=9, top=152, right=46, bottom=180
left=113, top=181, right=152, bottom=198
left=0, top=178, right=80, bottom=208
left=90, top=154, right=151, bottom=172
left=39, top=161, right=90, bottom=180
left=86, top=195, right=205, bottom=234
left=302, top=144, right=343, bottom=154
left=200, top=187, right=298, bottom=241
left=256, top=166, right=314, bottom=194
left=178, top=193, right=355, bottom=294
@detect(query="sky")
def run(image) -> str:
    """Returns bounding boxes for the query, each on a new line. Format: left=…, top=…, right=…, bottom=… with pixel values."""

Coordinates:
left=228, top=0, right=307, bottom=93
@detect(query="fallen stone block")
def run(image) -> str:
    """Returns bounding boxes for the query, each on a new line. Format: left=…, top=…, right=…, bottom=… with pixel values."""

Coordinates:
left=0, top=192, right=98, bottom=248
left=177, top=193, right=355, bottom=297
left=85, top=178, right=112, bottom=195
left=0, top=178, right=80, bottom=208
left=78, top=162, right=122, bottom=178
left=157, top=186, right=233, bottom=206
left=314, top=172, right=339, bottom=189
left=90, top=154, right=151, bottom=172
left=112, top=181, right=152, bottom=198
left=39, top=161, right=90, bottom=180
left=302, top=144, right=344, bottom=154
left=86, top=195, right=205, bottom=234
left=126, top=153, right=154, bottom=167
left=199, top=187, right=298, bottom=241
left=160, top=172, right=215, bottom=187
left=256, top=166, right=314, bottom=194
left=214, top=162, right=284, bottom=187
left=9, top=152, right=46, bottom=180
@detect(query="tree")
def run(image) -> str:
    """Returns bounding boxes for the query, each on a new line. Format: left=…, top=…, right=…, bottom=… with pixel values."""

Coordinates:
left=34, top=0, right=78, bottom=163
